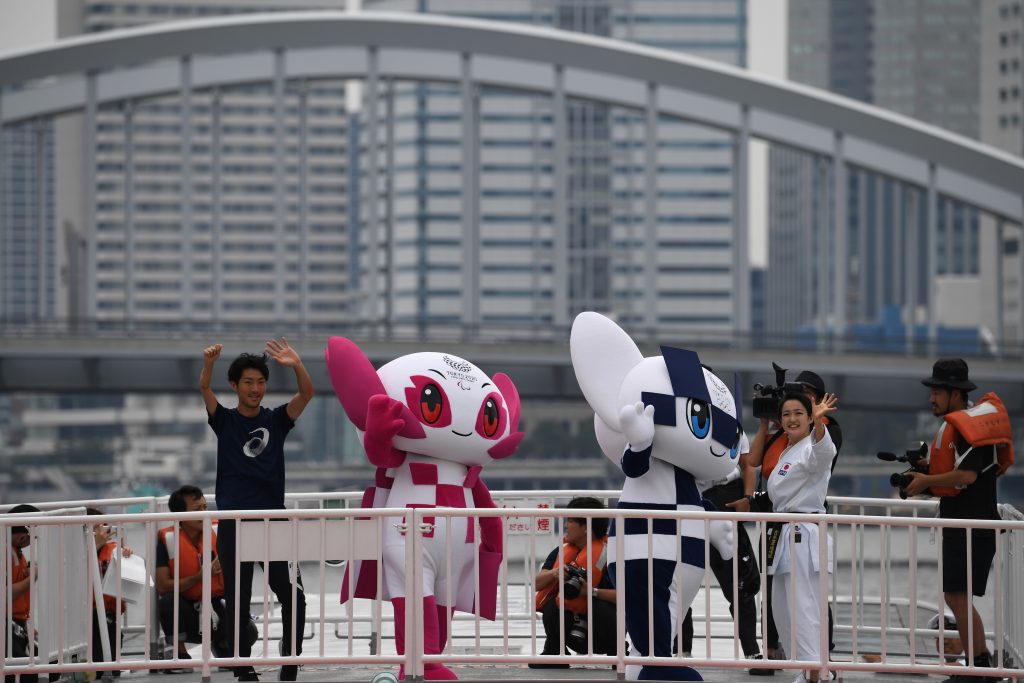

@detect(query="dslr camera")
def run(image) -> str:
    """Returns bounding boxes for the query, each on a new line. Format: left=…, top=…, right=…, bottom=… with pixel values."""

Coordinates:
left=752, top=363, right=806, bottom=420
left=877, top=442, right=929, bottom=499
left=565, top=613, right=589, bottom=653
left=561, top=564, right=588, bottom=600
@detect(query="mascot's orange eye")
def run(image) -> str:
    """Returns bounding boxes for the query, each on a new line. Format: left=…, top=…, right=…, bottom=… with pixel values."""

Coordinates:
left=420, top=383, right=443, bottom=424
left=482, top=397, right=499, bottom=437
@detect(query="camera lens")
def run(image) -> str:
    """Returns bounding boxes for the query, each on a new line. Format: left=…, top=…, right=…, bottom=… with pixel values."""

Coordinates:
left=890, top=473, right=909, bottom=488
left=565, top=615, right=588, bottom=653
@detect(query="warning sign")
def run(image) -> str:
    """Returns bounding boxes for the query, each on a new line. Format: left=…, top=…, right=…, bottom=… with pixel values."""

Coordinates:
left=501, top=500, right=556, bottom=536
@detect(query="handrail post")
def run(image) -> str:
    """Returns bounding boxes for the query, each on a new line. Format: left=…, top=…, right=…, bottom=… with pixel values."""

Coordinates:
left=818, top=519, right=829, bottom=681
left=404, top=507, right=424, bottom=681
left=200, top=515, right=212, bottom=683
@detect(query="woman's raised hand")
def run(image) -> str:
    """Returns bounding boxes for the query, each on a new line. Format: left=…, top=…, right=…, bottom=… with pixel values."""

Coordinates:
left=812, top=392, right=838, bottom=422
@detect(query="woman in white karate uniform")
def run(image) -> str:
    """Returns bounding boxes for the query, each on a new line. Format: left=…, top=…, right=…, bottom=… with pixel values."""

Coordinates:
left=748, top=390, right=838, bottom=683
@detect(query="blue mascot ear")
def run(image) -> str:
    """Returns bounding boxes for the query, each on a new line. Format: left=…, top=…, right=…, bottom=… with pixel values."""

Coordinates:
left=660, top=346, right=709, bottom=403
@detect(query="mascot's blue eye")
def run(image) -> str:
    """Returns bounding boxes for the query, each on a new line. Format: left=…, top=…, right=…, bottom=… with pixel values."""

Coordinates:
left=687, top=399, right=711, bottom=439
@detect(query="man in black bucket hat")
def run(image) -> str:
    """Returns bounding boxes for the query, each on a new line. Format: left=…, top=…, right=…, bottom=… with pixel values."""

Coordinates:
left=921, top=358, right=978, bottom=393
left=904, top=358, right=1001, bottom=683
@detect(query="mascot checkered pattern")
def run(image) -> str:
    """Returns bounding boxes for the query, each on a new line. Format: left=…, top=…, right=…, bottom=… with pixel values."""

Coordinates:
left=326, top=339, right=524, bottom=681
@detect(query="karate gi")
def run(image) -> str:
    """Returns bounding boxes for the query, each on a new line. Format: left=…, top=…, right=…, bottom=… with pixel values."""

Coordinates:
left=765, top=428, right=835, bottom=670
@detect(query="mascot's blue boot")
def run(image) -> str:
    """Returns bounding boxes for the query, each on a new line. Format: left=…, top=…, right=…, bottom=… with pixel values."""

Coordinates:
left=638, top=665, right=703, bottom=681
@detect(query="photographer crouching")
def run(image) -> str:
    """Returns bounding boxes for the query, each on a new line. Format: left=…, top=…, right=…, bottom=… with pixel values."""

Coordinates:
left=531, top=497, right=617, bottom=668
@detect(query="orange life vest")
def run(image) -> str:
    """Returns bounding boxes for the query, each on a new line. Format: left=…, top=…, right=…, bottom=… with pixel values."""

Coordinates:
left=929, top=392, right=1014, bottom=497
left=158, top=526, right=224, bottom=601
left=762, top=430, right=787, bottom=479
left=762, top=417, right=835, bottom=479
left=534, top=537, right=607, bottom=615
left=98, top=540, right=128, bottom=614
left=10, top=549, right=30, bottom=621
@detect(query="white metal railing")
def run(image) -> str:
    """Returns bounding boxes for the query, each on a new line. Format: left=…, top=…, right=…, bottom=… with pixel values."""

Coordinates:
left=3, top=494, right=1022, bottom=682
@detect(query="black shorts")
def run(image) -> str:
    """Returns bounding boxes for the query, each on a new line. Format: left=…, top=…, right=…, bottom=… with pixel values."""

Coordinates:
left=941, top=532, right=996, bottom=596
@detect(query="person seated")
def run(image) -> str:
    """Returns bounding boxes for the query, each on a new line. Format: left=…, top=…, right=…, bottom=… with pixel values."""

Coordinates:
left=5, top=504, right=40, bottom=683
left=87, top=507, right=135, bottom=676
left=530, top=497, right=616, bottom=669
left=155, top=485, right=256, bottom=664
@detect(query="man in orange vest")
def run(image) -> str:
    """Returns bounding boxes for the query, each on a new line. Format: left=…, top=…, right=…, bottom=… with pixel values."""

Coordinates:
left=4, top=504, right=40, bottom=683
left=530, top=497, right=616, bottom=668
left=156, top=485, right=256, bottom=665
left=903, top=359, right=1003, bottom=683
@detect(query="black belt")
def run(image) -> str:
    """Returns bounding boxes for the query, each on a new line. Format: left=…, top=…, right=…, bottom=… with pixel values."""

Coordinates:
left=765, top=515, right=821, bottom=565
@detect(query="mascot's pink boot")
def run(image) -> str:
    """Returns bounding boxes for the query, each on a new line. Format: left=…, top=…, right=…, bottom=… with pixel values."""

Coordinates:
left=392, top=597, right=458, bottom=681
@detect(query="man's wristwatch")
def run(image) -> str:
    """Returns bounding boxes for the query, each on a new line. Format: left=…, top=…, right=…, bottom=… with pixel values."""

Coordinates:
left=592, top=586, right=599, bottom=598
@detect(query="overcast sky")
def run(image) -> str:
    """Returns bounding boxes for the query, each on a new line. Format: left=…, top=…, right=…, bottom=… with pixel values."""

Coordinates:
left=0, top=0, right=787, bottom=266
left=747, top=0, right=788, bottom=267
left=0, top=0, right=57, bottom=52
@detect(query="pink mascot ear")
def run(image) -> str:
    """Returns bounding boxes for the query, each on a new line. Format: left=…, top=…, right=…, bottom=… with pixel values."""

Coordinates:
left=491, top=372, right=520, bottom=432
left=324, top=336, right=424, bottom=439
left=488, top=372, right=523, bottom=460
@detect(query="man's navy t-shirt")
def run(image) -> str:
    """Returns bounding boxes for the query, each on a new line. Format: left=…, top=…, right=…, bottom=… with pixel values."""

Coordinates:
left=209, top=403, right=294, bottom=511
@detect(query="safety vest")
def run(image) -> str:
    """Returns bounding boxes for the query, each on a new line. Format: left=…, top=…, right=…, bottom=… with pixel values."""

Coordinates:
left=98, top=540, right=128, bottom=614
left=10, top=549, right=30, bottom=621
left=158, top=526, right=224, bottom=601
left=929, top=392, right=1014, bottom=497
left=763, top=417, right=836, bottom=479
left=534, top=537, right=607, bottom=615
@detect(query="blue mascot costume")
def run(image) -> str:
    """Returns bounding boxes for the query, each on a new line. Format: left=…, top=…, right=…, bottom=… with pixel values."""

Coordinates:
left=571, top=312, right=742, bottom=681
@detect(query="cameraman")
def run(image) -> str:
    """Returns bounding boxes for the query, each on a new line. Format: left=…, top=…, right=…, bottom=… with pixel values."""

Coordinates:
left=531, top=497, right=616, bottom=667
left=902, top=359, right=1005, bottom=682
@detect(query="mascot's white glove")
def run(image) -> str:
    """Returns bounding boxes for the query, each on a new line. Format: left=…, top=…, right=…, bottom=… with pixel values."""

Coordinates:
left=708, top=520, right=735, bottom=561
left=618, top=401, right=656, bottom=453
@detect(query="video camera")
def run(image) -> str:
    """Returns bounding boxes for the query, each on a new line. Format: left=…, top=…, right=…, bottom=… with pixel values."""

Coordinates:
left=877, top=442, right=929, bottom=499
left=752, top=363, right=807, bottom=420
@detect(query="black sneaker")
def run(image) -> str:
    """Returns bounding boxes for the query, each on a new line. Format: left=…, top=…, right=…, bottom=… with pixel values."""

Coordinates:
left=279, top=664, right=298, bottom=681
left=527, top=662, right=570, bottom=669
left=235, top=666, right=260, bottom=682
left=748, top=653, right=775, bottom=676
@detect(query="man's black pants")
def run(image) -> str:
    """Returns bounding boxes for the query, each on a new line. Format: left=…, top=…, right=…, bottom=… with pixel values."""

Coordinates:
left=539, top=599, right=617, bottom=656
left=216, top=519, right=306, bottom=659
left=680, top=527, right=761, bottom=657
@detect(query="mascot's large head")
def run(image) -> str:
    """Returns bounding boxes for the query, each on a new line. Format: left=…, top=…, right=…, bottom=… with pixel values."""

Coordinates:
left=325, top=338, right=522, bottom=466
left=570, top=312, right=741, bottom=481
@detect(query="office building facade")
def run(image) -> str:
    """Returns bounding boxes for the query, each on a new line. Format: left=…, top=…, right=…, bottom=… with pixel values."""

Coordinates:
left=361, top=0, right=747, bottom=331
left=767, top=0, right=1021, bottom=344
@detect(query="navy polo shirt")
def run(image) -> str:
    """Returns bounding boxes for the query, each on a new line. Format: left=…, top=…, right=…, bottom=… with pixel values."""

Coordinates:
left=209, top=403, right=294, bottom=511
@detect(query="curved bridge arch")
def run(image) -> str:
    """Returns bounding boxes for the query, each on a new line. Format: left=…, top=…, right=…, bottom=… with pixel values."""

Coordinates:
left=1, top=12, right=1021, bottom=212
left=0, top=11, right=1021, bottom=338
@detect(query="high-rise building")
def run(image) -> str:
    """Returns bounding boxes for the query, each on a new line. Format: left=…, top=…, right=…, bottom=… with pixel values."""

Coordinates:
left=3, top=0, right=352, bottom=331
left=981, top=1, right=1024, bottom=156
left=1, top=123, right=55, bottom=320
left=768, top=0, right=1019, bottom=344
left=360, top=0, right=747, bottom=330
left=981, top=1, right=1024, bottom=344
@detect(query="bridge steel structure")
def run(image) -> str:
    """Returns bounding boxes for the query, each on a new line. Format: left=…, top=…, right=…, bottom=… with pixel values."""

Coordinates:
left=0, top=12, right=1023, bottom=402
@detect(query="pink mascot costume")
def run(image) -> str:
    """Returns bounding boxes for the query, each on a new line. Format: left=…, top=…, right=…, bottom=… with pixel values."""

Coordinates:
left=326, top=338, right=524, bottom=680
